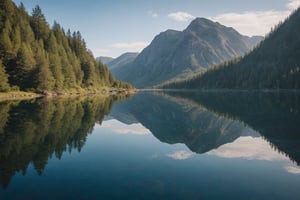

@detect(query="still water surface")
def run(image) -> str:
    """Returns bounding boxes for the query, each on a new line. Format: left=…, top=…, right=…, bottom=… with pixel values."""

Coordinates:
left=0, top=91, right=300, bottom=199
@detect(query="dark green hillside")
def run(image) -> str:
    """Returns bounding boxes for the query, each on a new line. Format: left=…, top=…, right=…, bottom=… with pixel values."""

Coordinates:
left=0, top=0, right=132, bottom=93
left=162, top=8, right=300, bottom=89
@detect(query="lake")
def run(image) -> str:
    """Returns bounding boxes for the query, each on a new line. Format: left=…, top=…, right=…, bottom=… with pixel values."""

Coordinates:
left=0, top=91, right=300, bottom=200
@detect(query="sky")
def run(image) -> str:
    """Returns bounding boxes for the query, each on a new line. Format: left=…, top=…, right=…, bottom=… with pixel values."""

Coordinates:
left=13, top=0, right=300, bottom=58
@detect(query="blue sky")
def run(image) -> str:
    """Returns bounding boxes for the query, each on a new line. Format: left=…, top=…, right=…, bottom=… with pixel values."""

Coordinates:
left=13, top=0, right=300, bottom=58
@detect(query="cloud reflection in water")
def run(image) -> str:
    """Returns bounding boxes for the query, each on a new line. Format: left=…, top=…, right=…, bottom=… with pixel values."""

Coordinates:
left=101, top=119, right=151, bottom=135
left=208, top=136, right=300, bottom=175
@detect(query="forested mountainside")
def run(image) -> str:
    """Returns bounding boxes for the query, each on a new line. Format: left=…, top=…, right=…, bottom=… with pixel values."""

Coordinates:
left=0, top=0, right=132, bottom=93
left=161, top=8, right=300, bottom=89
left=112, top=18, right=262, bottom=88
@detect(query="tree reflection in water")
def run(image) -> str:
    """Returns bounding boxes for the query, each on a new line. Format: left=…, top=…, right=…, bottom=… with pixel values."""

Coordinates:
left=0, top=95, right=130, bottom=188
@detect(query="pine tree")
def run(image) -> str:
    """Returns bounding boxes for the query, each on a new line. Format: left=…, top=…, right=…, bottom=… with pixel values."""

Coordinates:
left=30, top=5, right=49, bottom=41
left=0, top=0, right=133, bottom=93
left=35, top=50, right=54, bottom=91
left=11, top=25, right=21, bottom=54
left=8, top=43, right=36, bottom=90
left=0, top=23, right=13, bottom=60
left=0, top=60, right=10, bottom=92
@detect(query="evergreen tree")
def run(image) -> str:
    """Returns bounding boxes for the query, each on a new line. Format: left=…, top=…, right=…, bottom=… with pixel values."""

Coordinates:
left=8, top=43, right=36, bottom=90
left=0, top=60, right=10, bottom=92
left=0, top=0, right=133, bottom=93
left=35, top=50, right=54, bottom=91
left=0, top=23, right=13, bottom=60
left=30, top=5, right=49, bottom=41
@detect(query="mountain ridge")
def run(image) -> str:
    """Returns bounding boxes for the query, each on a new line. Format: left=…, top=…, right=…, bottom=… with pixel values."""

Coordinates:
left=111, top=17, right=263, bottom=88
left=96, top=56, right=114, bottom=64
left=106, top=52, right=138, bottom=70
left=162, top=8, right=300, bottom=89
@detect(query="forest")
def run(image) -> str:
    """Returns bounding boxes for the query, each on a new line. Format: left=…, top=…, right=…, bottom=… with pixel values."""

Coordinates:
left=160, top=7, right=300, bottom=90
left=0, top=0, right=132, bottom=93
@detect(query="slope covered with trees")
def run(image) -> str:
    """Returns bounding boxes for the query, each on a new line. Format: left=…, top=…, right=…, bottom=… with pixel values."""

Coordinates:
left=0, top=0, right=132, bottom=93
left=161, top=8, right=300, bottom=89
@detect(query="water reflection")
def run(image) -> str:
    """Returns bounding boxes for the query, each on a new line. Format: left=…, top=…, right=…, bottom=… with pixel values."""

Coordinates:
left=110, top=92, right=259, bottom=154
left=110, top=91, right=300, bottom=165
left=167, top=150, right=194, bottom=160
left=208, top=136, right=300, bottom=175
left=0, top=95, right=129, bottom=188
left=208, top=136, right=286, bottom=161
left=102, top=119, right=151, bottom=135
left=0, top=90, right=300, bottom=198
left=164, top=91, right=300, bottom=164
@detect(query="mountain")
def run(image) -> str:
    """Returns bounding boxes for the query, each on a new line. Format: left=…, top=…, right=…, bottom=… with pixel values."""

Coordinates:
left=168, top=91, right=300, bottom=165
left=0, top=0, right=132, bottom=93
left=162, top=8, right=300, bottom=89
left=110, top=91, right=300, bottom=165
left=96, top=56, right=114, bottom=64
left=109, top=92, right=259, bottom=153
left=111, top=18, right=263, bottom=88
left=107, top=52, right=138, bottom=70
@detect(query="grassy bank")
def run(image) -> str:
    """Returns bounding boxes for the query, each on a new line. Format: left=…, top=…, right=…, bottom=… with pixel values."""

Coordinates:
left=0, top=91, right=43, bottom=101
left=0, top=88, right=137, bottom=102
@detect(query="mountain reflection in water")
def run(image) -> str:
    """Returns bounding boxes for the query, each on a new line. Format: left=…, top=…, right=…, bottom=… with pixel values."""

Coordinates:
left=110, top=91, right=300, bottom=164
left=0, top=91, right=300, bottom=200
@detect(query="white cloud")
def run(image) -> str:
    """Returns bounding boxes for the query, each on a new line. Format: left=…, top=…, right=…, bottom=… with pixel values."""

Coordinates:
left=101, top=119, right=151, bottom=135
left=208, top=136, right=300, bottom=176
left=208, top=137, right=289, bottom=161
left=285, top=166, right=300, bottom=174
left=148, top=10, right=159, bottom=18
left=168, top=11, right=195, bottom=22
left=211, top=10, right=290, bottom=36
left=92, top=48, right=111, bottom=57
left=167, top=150, right=193, bottom=160
left=110, top=41, right=149, bottom=52
left=211, top=0, right=299, bottom=36
left=287, top=0, right=300, bottom=9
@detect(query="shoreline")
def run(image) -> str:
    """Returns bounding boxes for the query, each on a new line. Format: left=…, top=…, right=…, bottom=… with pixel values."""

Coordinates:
left=0, top=88, right=137, bottom=102
left=0, top=92, right=43, bottom=101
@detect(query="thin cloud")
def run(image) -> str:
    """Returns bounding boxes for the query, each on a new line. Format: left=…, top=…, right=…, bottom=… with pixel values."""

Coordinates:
left=110, top=42, right=149, bottom=52
left=285, top=166, right=300, bottom=174
left=168, top=11, right=195, bottom=22
left=167, top=150, right=193, bottom=160
left=148, top=10, right=159, bottom=18
left=101, top=119, right=151, bottom=135
left=93, top=48, right=111, bottom=57
left=208, top=137, right=289, bottom=161
left=211, top=0, right=299, bottom=36
left=287, top=0, right=300, bottom=9
left=211, top=10, right=290, bottom=36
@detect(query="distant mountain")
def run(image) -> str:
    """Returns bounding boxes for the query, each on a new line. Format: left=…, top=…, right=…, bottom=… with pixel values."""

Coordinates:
left=111, top=18, right=263, bottom=88
left=107, top=52, right=138, bottom=70
left=96, top=56, right=114, bottom=64
left=162, top=8, right=300, bottom=89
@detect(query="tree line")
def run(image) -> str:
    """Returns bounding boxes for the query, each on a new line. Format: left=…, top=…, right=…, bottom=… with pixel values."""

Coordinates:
left=0, top=0, right=132, bottom=92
